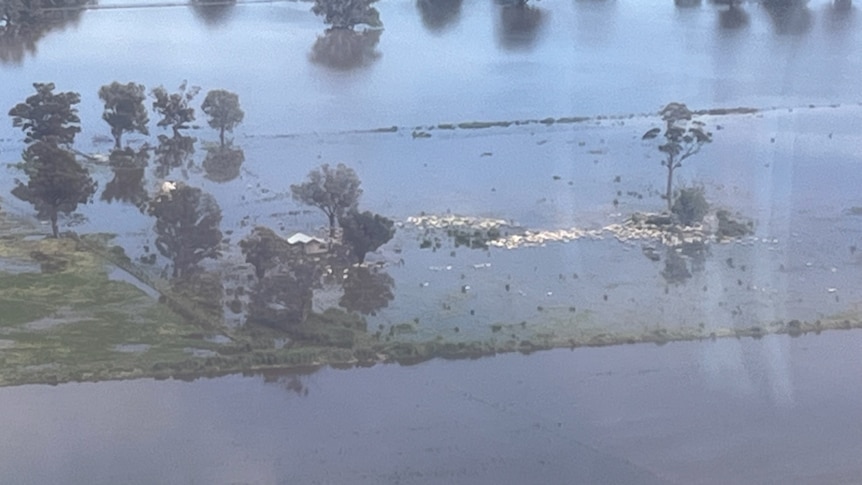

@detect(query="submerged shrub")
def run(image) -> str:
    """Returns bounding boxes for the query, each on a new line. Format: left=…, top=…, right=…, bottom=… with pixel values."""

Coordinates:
left=672, top=186, right=709, bottom=226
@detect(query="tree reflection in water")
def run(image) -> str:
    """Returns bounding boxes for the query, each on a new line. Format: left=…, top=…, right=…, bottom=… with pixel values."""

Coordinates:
left=762, top=0, right=813, bottom=35
left=101, top=147, right=151, bottom=212
left=339, top=265, right=394, bottom=316
left=660, top=242, right=708, bottom=287
left=718, top=5, right=749, bottom=30
left=153, top=134, right=196, bottom=179
left=310, top=28, right=382, bottom=70
left=0, top=0, right=90, bottom=65
left=416, top=0, right=462, bottom=33
left=497, top=2, right=546, bottom=51
left=190, top=0, right=236, bottom=27
left=202, top=146, right=244, bottom=183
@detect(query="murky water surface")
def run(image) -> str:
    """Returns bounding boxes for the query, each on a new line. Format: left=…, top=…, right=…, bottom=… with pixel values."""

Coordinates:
left=1, top=0, right=862, bottom=481
left=0, top=330, right=860, bottom=484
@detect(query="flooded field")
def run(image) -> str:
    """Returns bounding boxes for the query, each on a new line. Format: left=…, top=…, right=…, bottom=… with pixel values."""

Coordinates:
left=1, top=0, right=862, bottom=481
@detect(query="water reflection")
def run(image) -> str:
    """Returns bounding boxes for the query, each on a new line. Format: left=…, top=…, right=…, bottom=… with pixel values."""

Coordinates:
left=309, top=28, right=382, bottom=70
left=148, top=182, right=222, bottom=278
left=762, top=0, right=813, bottom=35
left=416, top=0, right=462, bottom=33
left=153, top=134, right=196, bottom=179
left=190, top=0, right=236, bottom=27
left=339, top=265, right=394, bottom=316
left=101, top=147, right=150, bottom=212
left=496, top=2, right=547, bottom=51
left=202, top=146, right=244, bottom=183
left=0, top=0, right=90, bottom=65
left=718, top=5, right=749, bottom=30
left=660, top=242, right=708, bottom=286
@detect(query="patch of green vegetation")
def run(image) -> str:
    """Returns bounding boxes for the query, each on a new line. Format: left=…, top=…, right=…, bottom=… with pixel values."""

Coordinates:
left=716, top=210, right=754, bottom=239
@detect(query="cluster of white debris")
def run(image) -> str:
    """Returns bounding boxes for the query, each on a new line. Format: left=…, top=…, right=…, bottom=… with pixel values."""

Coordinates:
left=405, top=214, right=511, bottom=230
left=406, top=213, right=749, bottom=250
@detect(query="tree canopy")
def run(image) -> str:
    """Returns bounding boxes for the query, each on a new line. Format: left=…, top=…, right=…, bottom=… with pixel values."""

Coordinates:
left=11, top=141, right=96, bottom=237
left=291, top=163, right=363, bottom=237
left=642, top=102, right=712, bottom=213
left=8, top=82, right=81, bottom=145
left=151, top=81, right=200, bottom=137
left=98, top=81, right=149, bottom=149
left=339, top=265, right=394, bottom=315
left=240, top=226, right=292, bottom=280
left=101, top=147, right=150, bottom=212
left=338, top=209, right=395, bottom=263
left=311, top=0, right=382, bottom=30
left=201, top=89, right=244, bottom=148
left=148, top=183, right=223, bottom=278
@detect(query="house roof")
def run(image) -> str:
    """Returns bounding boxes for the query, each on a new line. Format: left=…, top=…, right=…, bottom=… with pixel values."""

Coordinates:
left=286, top=232, right=326, bottom=245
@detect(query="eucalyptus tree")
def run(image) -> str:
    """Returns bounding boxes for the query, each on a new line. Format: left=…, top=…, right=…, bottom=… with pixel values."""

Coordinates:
left=642, top=103, right=712, bottom=213
left=8, top=82, right=81, bottom=146
left=201, top=89, right=243, bottom=148
left=290, top=163, right=363, bottom=238
left=98, top=81, right=149, bottom=149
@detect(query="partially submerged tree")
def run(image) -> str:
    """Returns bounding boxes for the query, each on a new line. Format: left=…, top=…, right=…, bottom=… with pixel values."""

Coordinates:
left=147, top=183, right=222, bottom=278
left=291, top=163, right=363, bottom=238
left=311, top=0, right=382, bottom=29
left=201, top=89, right=244, bottom=148
left=11, top=141, right=96, bottom=237
left=8, top=82, right=81, bottom=145
left=153, top=133, right=196, bottom=178
left=642, top=102, right=712, bottom=213
left=151, top=81, right=201, bottom=137
left=338, top=209, right=395, bottom=263
left=98, top=81, right=149, bottom=149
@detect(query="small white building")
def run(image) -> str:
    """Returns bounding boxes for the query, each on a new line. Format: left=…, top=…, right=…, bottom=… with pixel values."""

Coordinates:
left=286, top=232, right=328, bottom=255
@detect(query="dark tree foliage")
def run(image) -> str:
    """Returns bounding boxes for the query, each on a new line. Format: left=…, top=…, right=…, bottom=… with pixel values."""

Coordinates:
left=201, top=89, right=244, bottom=148
left=8, top=82, right=81, bottom=145
left=417, top=0, right=462, bottom=32
left=239, top=226, right=292, bottom=280
left=248, top=261, right=322, bottom=328
left=202, top=146, right=244, bottom=183
left=98, top=81, right=149, bottom=150
left=291, top=163, right=363, bottom=238
left=338, top=209, right=395, bottom=263
left=339, top=265, right=394, bottom=315
left=311, top=0, right=382, bottom=29
left=498, top=3, right=545, bottom=51
left=310, top=28, right=381, bottom=71
left=101, top=147, right=150, bottom=212
left=151, top=81, right=201, bottom=137
left=661, top=247, right=692, bottom=285
left=147, top=183, right=223, bottom=278
left=153, top=134, right=196, bottom=179
left=11, top=141, right=96, bottom=237
left=642, top=102, right=712, bottom=213
left=718, top=5, right=749, bottom=30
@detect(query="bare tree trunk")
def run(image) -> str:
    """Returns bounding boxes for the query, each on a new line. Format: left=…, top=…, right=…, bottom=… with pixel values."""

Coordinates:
left=219, top=127, right=225, bottom=148
left=665, top=156, right=675, bottom=213
left=50, top=210, right=59, bottom=238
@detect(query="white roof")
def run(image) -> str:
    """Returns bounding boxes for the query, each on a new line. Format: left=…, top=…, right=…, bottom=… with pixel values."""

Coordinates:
left=286, top=233, right=326, bottom=245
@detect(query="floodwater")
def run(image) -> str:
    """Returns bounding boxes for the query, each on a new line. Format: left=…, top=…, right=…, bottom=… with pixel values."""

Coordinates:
left=2, top=0, right=862, bottom=482
left=0, top=330, right=860, bottom=484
